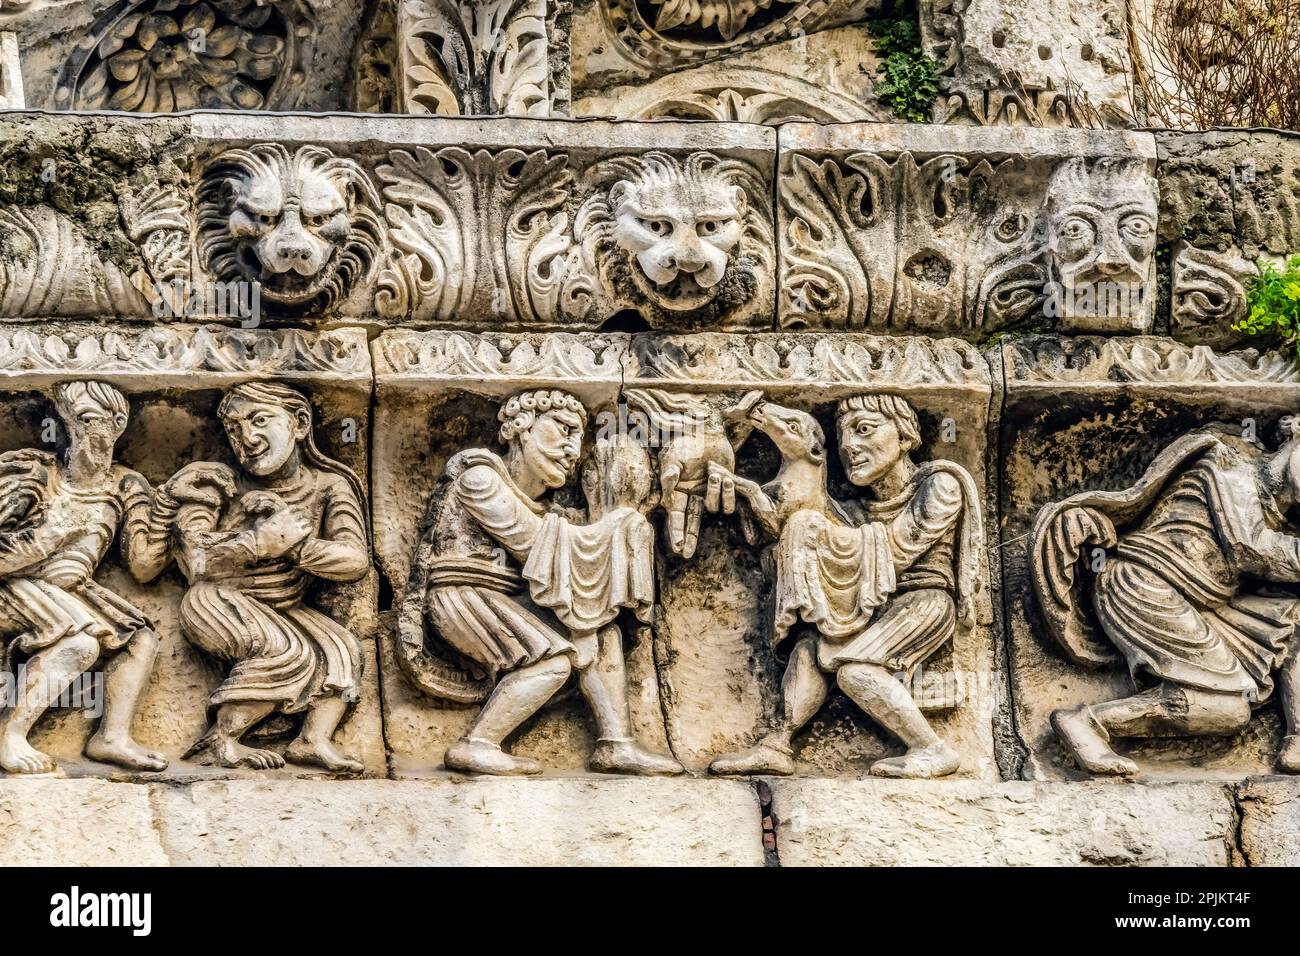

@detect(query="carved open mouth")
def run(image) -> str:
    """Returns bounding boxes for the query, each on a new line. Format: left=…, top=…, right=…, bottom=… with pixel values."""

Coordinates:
left=632, top=267, right=719, bottom=311
left=240, top=246, right=342, bottom=307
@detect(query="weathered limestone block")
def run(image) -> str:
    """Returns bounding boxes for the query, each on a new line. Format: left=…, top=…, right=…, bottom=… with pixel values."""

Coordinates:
left=1158, top=130, right=1300, bottom=346
left=152, top=777, right=765, bottom=865
left=778, top=125, right=1158, bottom=336
left=0, top=778, right=167, bottom=865
left=0, top=112, right=776, bottom=332
left=1002, top=335, right=1300, bottom=781
left=771, top=778, right=1238, bottom=865
left=921, top=0, right=1134, bottom=127
left=0, top=322, right=383, bottom=780
left=573, top=24, right=887, bottom=123
left=0, top=31, right=22, bottom=109
left=1237, top=777, right=1300, bottom=866
left=572, top=0, right=879, bottom=92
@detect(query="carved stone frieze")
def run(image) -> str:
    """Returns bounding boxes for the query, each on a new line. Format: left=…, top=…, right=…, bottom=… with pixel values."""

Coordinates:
left=778, top=123, right=1158, bottom=336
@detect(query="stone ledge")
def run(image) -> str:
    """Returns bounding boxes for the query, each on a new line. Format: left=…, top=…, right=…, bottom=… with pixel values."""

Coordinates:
left=770, top=778, right=1243, bottom=866
left=6, top=777, right=1297, bottom=866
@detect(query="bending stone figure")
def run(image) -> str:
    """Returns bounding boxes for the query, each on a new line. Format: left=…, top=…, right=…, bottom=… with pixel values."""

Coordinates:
left=0, top=382, right=165, bottom=774
left=709, top=394, right=984, bottom=778
left=399, top=389, right=682, bottom=776
left=139, top=382, right=371, bottom=772
left=1033, top=421, right=1300, bottom=776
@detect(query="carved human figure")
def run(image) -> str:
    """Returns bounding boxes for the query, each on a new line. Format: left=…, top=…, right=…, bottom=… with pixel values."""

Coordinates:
left=708, top=394, right=985, bottom=778
left=1032, top=420, right=1300, bottom=776
left=399, top=389, right=682, bottom=776
left=0, top=382, right=165, bottom=774
left=136, top=382, right=371, bottom=772
left=1044, top=158, right=1158, bottom=330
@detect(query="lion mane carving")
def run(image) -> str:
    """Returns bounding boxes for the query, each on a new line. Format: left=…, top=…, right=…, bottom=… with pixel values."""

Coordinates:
left=197, top=144, right=383, bottom=313
left=575, top=150, right=772, bottom=325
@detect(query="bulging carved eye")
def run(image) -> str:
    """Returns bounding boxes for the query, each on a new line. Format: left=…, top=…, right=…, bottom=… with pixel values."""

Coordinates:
left=639, top=217, right=670, bottom=237
left=1120, top=214, right=1154, bottom=240
left=257, top=213, right=277, bottom=227
left=1059, top=216, right=1094, bottom=242
left=995, top=213, right=1029, bottom=242
left=698, top=219, right=722, bottom=237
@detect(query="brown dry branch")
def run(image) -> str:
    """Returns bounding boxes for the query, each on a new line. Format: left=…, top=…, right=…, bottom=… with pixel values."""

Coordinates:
left=1132, top=0, right=1300, bottom=129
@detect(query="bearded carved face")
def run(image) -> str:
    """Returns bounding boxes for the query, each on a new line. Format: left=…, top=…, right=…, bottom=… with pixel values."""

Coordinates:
left=198, top=144, right=383, bottom=312
left=1046, top=158, right=1158, bottom=328
left=584, top=151, right=771, bottom=318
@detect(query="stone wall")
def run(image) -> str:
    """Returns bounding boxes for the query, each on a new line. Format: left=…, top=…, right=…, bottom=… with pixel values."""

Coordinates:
left=0, top=0, right=1298, bottom=868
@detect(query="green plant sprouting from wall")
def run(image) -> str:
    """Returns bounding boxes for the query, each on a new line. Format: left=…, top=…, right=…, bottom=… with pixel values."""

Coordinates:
left=1235, top=255, right=1300, bottom=359
left=869, top=2, right=941, bottom=123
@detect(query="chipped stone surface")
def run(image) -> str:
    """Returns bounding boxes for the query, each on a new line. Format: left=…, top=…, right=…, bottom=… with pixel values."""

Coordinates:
left=1237, top=778, right=1300, bottom=867
left=771, top=778, right=1238, bottom=865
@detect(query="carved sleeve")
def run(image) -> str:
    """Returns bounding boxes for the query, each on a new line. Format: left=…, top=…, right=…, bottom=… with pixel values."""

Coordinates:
left=120, top=472, right=177, bottom=583
left=884, top=471, right=963, bottom=574
left=296, top=477, right=370, bottom=583
left=455, top=464, right=545, bottom=563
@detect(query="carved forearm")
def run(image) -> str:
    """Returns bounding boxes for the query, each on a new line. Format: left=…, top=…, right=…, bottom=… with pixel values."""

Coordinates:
left=122, top=488, right=179, bottom=583
left=297, top=537, right=370, bottom=582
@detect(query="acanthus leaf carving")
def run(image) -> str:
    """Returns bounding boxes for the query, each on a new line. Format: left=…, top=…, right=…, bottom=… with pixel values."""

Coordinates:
left=400, top=0, right=550, bottom=117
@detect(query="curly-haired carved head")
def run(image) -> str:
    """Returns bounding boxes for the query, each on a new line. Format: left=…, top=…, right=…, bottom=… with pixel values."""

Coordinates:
left=198, top=144, right=383, bottom=312
left=579, top=151, right=772, bottom=317
left=498, top=389, right=588, bottom=493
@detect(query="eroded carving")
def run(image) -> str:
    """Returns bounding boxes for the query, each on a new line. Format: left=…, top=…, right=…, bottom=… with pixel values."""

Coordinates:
left=396, top=388, right=683, bottom=776
left=138, top=383, right=372, bottom=772
left=198, top=144, right=383, bottom=313
left=56, top=0, right=314, bottom=111
left=705, top=393, right=987, bottom=777
left=1032, top=421, right=1300, bottom=776
left=0, top=382, right=165, bottom=775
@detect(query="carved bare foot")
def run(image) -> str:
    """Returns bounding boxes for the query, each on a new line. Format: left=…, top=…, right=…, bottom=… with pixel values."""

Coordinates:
left=1052, top=706, right=1138, bottom=776
left=0, top=733, right=57, bottom=774
left=869, top=740, right=961, bottom=779
left=1279, top=735, right=1300, bottom=774
left=85, top=733, right=168, bottom=772
left=709, top=742, right=796, bottom=776
left=589, top=740, right=683, bottom=776
left=210, top=737, right=286, bottom=771
left=444, top=738, right=542, bottom=776
left=285, top=737, right=363, bottom=774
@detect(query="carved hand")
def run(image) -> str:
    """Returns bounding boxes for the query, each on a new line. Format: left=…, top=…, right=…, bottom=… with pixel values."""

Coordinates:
left=163, top=462, right=238, bottom=510
left=242, top=491, right=314, bottom=560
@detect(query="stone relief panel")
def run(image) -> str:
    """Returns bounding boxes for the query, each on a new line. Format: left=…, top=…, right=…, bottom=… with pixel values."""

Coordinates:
left=0, top=113, right=778, bottom=331
left=1159, top=130, right=1300, bottom=349
left=0, top=323, right=383, bottom=779
left=1002, top=335, right=1300, bottom=780
left=920, top=0, right=1134, bottom=127
left=778, top=124, right=1158, bottom=336
left=372, top=328, right=998, bottom=779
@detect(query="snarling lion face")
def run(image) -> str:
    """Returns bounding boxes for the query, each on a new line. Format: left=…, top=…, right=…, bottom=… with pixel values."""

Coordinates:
left=581, top=151, right=771, bottom=317
left=197, top=144, right=382, bottom=312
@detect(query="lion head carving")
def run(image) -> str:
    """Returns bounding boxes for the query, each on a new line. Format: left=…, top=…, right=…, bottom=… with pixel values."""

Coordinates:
left=576, top=151, right=772, bottom=324
left=197, top=144, right=383, bottom=312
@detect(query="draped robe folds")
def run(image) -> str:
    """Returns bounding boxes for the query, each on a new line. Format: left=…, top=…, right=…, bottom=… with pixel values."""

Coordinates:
left=771, top=461, right=985, bottom=673
left=0, top=462, right=153, bottom=672
left=173, top=466, right=369, bottom=715
left=1034, top=433, right=1300, bottom=703
left=422, top=450, right=654, bottom=676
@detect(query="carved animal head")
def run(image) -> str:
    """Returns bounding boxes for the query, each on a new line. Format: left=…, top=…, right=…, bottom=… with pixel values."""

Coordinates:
left=578, top=151, right=772, bottom=320
left=748, top=401, right=826, bottom=465
left=1045, top=158, right=1157, bottom=320
left=198, top=144, right=383, bottom=312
